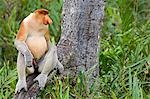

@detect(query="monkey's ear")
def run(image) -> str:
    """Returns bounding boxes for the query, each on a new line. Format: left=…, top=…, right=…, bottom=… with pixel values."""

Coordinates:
left=34, top=9, right=48, bottom=15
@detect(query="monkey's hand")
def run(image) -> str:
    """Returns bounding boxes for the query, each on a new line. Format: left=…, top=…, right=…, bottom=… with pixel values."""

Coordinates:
left=57, top=61, right=64, bottom=74
left=14, top=40, right=33, bottom=67
left=34, top=74, right=47, bottom=90
left=15, top=79, right=27, bottom=93
left=24, top=51, right=34, bottom=67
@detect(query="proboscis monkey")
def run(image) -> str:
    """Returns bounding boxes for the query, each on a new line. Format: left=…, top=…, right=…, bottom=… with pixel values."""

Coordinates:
left=14, top=9, right=64, bottom=93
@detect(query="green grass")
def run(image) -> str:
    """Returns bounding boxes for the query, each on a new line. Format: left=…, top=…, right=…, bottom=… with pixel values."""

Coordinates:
left=0, top=0, right=150, bottom=98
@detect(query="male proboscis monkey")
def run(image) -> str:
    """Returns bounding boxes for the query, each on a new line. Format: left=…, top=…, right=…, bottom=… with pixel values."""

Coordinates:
left=14, top=9, right=64, bottom=93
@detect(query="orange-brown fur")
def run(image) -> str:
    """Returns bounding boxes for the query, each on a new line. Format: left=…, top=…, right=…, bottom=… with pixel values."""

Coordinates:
left=16, top=9, right=52, bottom=59
left=16, top=22, right=27, bottom=41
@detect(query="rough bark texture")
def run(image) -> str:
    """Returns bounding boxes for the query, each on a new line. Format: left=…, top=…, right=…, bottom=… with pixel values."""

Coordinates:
left=57, top=0, right=104, bottom=77
left=14, top=0, right=104, bottom=98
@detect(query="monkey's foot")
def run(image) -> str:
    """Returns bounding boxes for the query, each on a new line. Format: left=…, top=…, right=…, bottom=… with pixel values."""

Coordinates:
left=15, top=79, right=27, bottom=93
left=34, top=74, right=47, bottom=90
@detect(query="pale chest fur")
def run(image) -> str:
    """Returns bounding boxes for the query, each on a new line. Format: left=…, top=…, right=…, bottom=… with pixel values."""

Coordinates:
left=26, top=32, right=48, bottom=60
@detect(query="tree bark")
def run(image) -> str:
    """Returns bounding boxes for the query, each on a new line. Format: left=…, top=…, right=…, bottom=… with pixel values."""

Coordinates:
left=14, top=0, right=104, bottom=98
left=57, top=0, right=104, bottom=77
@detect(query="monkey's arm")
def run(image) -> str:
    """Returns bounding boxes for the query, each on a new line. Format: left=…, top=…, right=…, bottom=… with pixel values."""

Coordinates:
left=14, top=22, right=33, bottom=67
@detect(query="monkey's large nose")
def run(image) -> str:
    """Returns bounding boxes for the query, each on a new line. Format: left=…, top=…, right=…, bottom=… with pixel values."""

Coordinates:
left=47, top=19, right=53, bottom=24
left=44, top=15, right=53, bottom=25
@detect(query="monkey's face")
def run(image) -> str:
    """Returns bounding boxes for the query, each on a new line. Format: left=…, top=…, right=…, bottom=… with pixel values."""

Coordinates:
left=34, top=9, right=53, bottom=25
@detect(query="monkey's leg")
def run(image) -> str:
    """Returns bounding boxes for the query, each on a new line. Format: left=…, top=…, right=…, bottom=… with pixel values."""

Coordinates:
left=37, top=44, right=64, bottom=74
left=38, top=59, right=64, bottom=74
left=34, top=45, right=58, bottom=89
left=15, top=52, right=27, bottom=93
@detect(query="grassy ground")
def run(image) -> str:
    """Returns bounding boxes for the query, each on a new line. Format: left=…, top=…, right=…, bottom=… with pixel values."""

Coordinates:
left=0, top=0, right=149, bottom=98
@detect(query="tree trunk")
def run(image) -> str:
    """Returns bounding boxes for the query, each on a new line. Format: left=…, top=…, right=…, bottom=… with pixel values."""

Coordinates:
left=14, top=0, right=104, bottom=98
left=57, top=0, right=104, bottom=78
